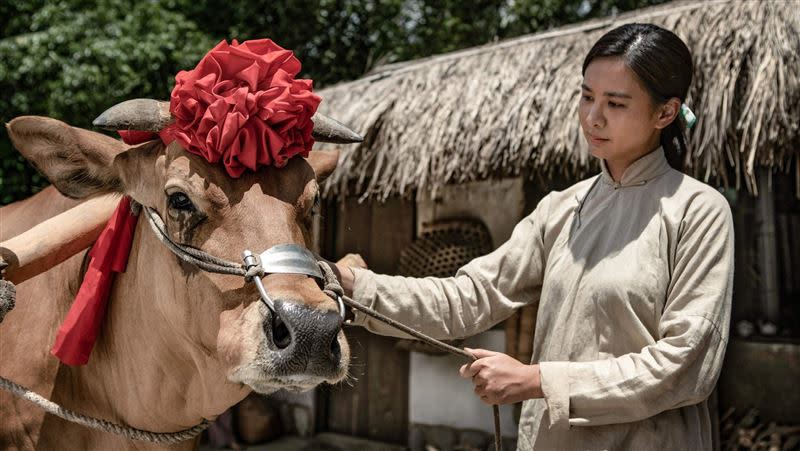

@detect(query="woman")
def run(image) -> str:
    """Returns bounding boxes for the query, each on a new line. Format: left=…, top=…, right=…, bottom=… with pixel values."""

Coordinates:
left=336, top=23, right=733, bottom=450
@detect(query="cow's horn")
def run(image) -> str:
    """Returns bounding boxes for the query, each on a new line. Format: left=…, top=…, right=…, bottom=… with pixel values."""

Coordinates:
left=310, top=113, right=363, bottom=144
left=93, top=99, right=172, bottom=132
left=93, top=99, right=363, bottom=144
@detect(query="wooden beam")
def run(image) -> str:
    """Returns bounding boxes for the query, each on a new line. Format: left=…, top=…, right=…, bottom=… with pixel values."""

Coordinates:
left=0, top=195, right=119, bottom=284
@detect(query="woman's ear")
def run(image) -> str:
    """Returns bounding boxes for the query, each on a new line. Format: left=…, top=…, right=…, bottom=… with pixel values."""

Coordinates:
left=654, top=98, right=681, bottom=130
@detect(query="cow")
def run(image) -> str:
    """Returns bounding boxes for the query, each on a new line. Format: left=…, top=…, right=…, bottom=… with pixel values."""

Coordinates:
left=0, top=100, right=360, bottom=450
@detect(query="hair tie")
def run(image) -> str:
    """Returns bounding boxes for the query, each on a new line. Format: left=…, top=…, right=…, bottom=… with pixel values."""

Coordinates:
left=680, top=104, right=696, bottom=130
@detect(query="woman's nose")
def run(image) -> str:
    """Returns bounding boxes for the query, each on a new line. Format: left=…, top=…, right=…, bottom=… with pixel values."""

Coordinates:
left=587, top=104, right=605, bottom=128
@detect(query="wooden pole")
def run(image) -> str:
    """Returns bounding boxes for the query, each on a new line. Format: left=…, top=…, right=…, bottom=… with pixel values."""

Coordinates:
left=0, top=195, right=119, bottom=284
left=755, top=168, right=780, bottom=323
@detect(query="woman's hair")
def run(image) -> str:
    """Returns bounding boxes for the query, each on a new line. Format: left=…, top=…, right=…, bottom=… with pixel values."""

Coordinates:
left=582, top=23, right=693, bottom=171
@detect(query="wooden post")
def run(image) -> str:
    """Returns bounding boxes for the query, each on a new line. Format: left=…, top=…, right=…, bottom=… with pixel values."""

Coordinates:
left=755, top=168, right=780, bottom=323
left=321, top=196, right=414, bottom=445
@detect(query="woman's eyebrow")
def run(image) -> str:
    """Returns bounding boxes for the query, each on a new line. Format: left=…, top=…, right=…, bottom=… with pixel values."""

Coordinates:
left=581, top=83, right=632, bottom=99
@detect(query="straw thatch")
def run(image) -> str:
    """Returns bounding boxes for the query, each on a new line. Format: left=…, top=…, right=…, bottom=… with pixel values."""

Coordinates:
left=316, top=0, right=800, bottom=200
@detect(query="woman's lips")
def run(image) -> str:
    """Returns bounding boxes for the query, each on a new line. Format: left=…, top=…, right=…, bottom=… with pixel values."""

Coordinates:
left=586, top=133, right=609, bottom=145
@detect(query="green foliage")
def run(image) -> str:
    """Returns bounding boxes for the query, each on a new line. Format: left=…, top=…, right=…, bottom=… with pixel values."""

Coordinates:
left=181, top=0, right=408, bottom=86
left=0, top=0, right=667, bottom=205
left=502, top=0, right=668, bottom=37
left=393, top=0, right=506, bottom=61
left=0, top=0, right=213, bottom=203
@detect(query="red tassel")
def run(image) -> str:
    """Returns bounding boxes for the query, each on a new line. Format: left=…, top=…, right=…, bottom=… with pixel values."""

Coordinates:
left=51, top=196, right=139, bottom=365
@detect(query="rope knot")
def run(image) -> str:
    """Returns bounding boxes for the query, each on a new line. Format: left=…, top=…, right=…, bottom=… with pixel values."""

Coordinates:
left=244, top=265, right=265, bottom=282
left=317, top=261, right=344, bottom=300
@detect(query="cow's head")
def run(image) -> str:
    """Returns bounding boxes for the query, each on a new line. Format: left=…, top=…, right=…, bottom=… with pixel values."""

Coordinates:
left=6, top=101, right=359, bottom=395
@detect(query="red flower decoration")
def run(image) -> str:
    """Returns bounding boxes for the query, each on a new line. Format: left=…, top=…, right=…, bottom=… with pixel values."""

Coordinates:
left=166, top=39, right=321, bottom=178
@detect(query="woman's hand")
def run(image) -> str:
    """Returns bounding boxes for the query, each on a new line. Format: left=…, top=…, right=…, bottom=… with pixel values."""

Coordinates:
left=334, top=253, right=367, bottom=297
left=459, top=348, right=544, bottom=405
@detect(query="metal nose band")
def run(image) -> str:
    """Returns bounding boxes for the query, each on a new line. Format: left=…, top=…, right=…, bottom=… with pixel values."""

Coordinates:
left=242, top=250, right=275, bottom=312
left=258, top=244, right=324, bottom=280
left=242, top=245, right=345, bottom=319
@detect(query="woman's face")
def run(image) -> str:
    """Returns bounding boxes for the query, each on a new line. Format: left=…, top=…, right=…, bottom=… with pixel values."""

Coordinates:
left=579, top=56, right=677, bottom=166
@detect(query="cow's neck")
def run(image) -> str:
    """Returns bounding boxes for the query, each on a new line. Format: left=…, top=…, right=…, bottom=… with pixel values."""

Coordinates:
left=52, top=220, right=250, bottom=443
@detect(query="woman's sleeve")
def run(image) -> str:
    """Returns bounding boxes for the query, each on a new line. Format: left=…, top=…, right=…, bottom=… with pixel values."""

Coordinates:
left=538, top=190, right=734, bottom=429
left=349, top=194, right=552, bottom=340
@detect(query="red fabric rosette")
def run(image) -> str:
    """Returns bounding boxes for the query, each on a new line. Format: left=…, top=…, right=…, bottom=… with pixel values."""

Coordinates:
left=166, top=39, right=321, bottom=177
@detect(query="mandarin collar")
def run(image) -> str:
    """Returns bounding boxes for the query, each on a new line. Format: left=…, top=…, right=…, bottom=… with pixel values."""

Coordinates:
left=600, top=147, right=671, bottom=188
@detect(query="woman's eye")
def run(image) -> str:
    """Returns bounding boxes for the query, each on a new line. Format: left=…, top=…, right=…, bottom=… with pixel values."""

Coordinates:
left=608, top=102, right=624, bottom=108
left=581, top=94, right=593, bottom=102
left=168, top=192, right=196, bottom=212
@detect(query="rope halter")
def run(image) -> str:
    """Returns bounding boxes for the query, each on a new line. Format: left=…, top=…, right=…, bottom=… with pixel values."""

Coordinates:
left=141, top=204, right=345, bottom=319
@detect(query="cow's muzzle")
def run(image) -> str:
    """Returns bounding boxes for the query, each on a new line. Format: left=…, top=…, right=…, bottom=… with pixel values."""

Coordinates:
left=265, top=299, right=344, bottom=376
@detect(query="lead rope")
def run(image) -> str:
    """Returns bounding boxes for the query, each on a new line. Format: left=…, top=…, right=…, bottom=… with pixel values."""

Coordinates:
left=0, top=376, right=209, bottom=443
left=317, top=261, right=504, bottom=451
left=141, top=206, right=249, bottom=277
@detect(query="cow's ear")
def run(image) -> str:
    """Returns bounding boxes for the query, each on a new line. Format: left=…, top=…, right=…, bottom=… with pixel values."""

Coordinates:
left=306, top=149, right=340, bottom=183
left=7, top=116, right=129, bottom=199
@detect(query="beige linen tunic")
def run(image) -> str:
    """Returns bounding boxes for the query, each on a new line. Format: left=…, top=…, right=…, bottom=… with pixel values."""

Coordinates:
left=350, top=148, right=734, bottom=450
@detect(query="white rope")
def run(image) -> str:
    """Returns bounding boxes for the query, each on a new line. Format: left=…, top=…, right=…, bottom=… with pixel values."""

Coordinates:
left=141, top=206, right=247, bottom=276
left=0, top=376, right=209, bottom=444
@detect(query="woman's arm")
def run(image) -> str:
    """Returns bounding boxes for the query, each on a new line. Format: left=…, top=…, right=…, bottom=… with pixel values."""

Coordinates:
left=538, top=190, right=734, bottom=429
left=337, top=195, right=553, bottom=340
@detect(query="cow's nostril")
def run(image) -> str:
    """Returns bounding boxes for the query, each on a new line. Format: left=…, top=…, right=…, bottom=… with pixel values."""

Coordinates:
left=330, top=336, right=341, bottom=363
left=272, top=315, right=291, bottom=349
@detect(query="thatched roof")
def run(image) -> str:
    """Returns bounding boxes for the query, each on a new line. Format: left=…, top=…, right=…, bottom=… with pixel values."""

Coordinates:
left=316, top=0, right=800, bottom=200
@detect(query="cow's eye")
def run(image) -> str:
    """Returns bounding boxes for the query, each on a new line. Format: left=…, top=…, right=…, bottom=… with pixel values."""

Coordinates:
left=168, top=192, right=196, bottom=212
